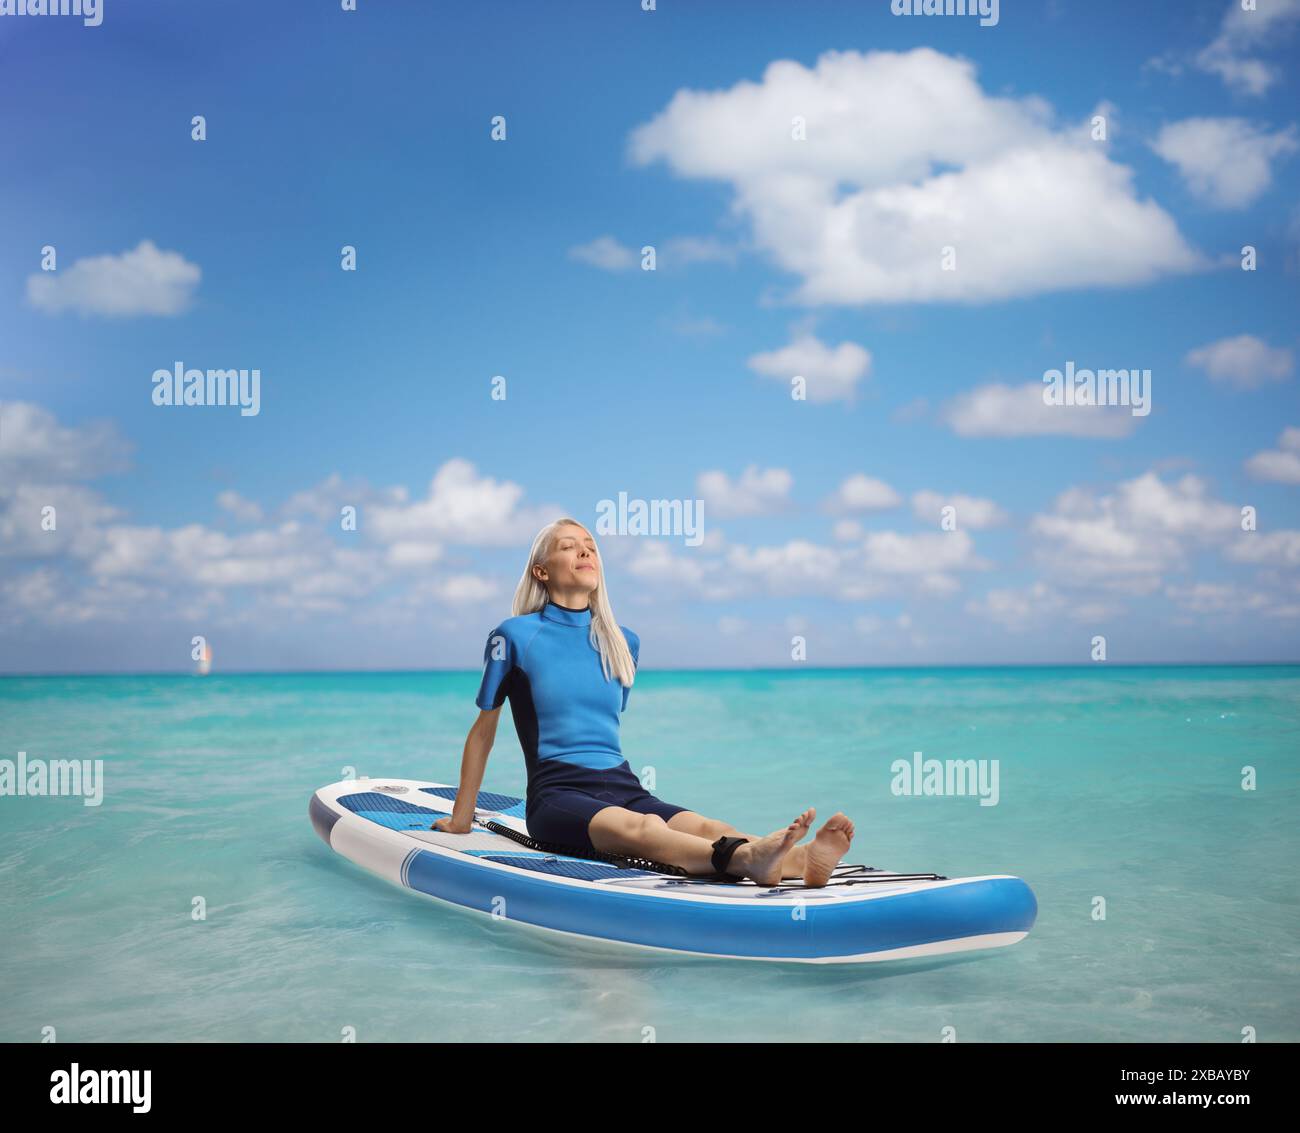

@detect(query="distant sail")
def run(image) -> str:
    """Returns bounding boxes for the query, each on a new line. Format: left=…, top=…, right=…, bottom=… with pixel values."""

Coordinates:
left=197, top=641, right=212, bottom=676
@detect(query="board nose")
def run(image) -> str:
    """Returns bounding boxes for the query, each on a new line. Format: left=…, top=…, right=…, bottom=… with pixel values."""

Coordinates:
left=308, top=792, right=341, bottom=846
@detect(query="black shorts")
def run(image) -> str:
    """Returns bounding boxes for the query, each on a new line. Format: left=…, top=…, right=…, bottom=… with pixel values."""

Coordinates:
left=526, top=759, right=689, bottom=854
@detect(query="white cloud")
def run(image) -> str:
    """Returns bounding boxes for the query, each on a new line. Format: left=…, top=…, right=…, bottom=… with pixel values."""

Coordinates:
left=1164, top=581, right=1269, bottom=614
left=747, top=332, right=871, bottom=403
left=859, top=529, right=985, bottom=575
left=824, top=473, right=901, bottom=512
left=0, top=407, right=559, bottom=629
left=624, top=538, right=730, bottom=599
left=367, top=458, right=563, bottom=546
left=1186, top=334, right=1294, bottom=389
left=1029, top=471, right=1241, bottom=592
left=911, top=490, right=1008, bottom=529
left=727, top=538, right=873, bottom=597
left=620, top=525, right=986, bottom=604
left=966, top=581, right=1125, bottom=628
left=0, top=400, right=133, bottom=482
left=280, top=472, right=405, bottom=523
left=941, top=381, right=1139, bottom=438
left=696, top=465, right=792, bottom=517
left=568, top=235, right=637, bottom=271
left=966, top=581, right=1064, bottom=629
left=385, top=541, right=445, bottom=568
left=26, top=240, right=201, bottom=317
left=1192, top=0, right=1300, bottom=96
left=1224, top=530, right=1300, bottom=567
left=217, top=490, right=265, bottom=524
left=405, top=573, right=501, bottom=604
left=628, top=47, right=1202, bottom=305
left=0, top=482, right=123, bottom=561
left=0, top=402, right=132, bottom=565
left=1151, top=118, right=1298, bottom=209
left=1245, top=426, right=1300, bottom=483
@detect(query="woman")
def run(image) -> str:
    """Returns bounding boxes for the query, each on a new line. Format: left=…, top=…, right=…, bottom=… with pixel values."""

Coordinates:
left=434, top=517, right=854, bottom=887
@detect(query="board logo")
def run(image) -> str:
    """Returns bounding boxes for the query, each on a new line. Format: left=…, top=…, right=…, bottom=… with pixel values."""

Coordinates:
left=373, top=784, right=409, bottom=794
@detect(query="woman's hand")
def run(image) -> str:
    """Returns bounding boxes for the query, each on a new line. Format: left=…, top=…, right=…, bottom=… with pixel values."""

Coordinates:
left=432, top=816, right=474, bottom=834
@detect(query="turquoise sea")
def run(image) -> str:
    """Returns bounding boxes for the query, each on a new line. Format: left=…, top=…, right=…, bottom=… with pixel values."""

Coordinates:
left=1, top=666, right=1297, bottom=1043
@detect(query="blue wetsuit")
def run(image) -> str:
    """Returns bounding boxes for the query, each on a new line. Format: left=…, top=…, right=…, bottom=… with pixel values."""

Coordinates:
left=476, top=599, right=687, bottom=852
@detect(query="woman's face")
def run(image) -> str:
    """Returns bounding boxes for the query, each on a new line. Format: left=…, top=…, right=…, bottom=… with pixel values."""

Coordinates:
left=536, top=525, right=599, bottom=594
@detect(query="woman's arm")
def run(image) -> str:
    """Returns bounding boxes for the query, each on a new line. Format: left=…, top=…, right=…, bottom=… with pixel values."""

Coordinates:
left=432, top=707, right=502, bottom=833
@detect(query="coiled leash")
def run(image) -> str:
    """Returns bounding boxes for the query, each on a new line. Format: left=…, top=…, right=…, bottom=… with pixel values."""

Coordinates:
left=440, top=818, right=946, bottom=888
left=472, top=816, right=691, bottom=877
left=469, top=819, right=751, bottom=882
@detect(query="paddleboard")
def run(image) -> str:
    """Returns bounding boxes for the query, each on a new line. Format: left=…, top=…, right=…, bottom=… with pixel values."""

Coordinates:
left=309, top=777, right=1037, bottom=964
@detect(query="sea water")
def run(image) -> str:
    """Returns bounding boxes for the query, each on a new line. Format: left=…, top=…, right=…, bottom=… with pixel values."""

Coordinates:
left=1, top=666, right=1296, bottom=1043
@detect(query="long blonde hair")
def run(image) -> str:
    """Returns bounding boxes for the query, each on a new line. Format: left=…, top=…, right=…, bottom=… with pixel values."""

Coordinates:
left=511, top=517, right=636, bottom=688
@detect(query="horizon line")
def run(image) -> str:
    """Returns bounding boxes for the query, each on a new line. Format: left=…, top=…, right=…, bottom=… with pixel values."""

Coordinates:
left=2, top=659, right=1299, bottom=679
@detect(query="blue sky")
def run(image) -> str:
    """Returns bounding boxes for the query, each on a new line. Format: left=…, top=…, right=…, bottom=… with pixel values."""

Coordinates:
left=2, top=0, right=1299, bottom=673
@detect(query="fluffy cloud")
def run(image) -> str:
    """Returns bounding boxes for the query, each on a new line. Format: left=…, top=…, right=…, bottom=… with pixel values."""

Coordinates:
left=966, top=582, right=1063, bottom=629
left=824, top=473, right=901, bottom=512
left=628, top=47, right=1202, bottom=304
left=941, top=382, right=1139, bottom=438
left=1244, top=426, right=1300, bottom=483
left=568, top=235, right=638, bottom=271
left=280, top=472, right=405, bottom=522
left=0, top=402, right=131, bottom=563
left=0, top=400, right=133, bottom=482
left=1192, top=0, right=1300, bottom=96
left=26, top=240, right=201, bottom=317
left=1151, top=118, right=1298, bottom=209
left=0, top=482, right=124, bottom=563
left=1225, top=530, right=1300, bottom=567
left=217, top=490, right=266, bottom=524
left=1185, top=334, right=1294, bottom=390
left=911, top=490, right=1008, bottom=529
left=568, top=234, right=737, bottom=272
left=366, top=458, right=564, bottom=547
left=1029, top=471, right=1241, bottom=592
left=726, top=538, right=882, bottom=598
left=747, top=332, right=871, bottom=403
left=620, top=526, right=986, bottom=603
left=1164, top=581, right=1271, bottom=615
left=965, top=581, right=1122, bottom=627
left=696, top=465, right=793, bottom=517
left=0, top=404, right=557, bottom=628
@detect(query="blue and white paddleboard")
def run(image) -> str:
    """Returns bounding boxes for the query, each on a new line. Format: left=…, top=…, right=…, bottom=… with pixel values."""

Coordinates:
left=309, top=777, right=1037, bottom=964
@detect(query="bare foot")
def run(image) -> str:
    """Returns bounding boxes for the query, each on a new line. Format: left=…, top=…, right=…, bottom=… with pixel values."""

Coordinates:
left=730, top=808, right=814, bottom=886
left=802, top=813, right=854, bottom=888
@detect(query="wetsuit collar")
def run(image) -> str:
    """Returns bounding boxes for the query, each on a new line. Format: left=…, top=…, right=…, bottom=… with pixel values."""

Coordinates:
left=541, top=599, right=593, bottom=627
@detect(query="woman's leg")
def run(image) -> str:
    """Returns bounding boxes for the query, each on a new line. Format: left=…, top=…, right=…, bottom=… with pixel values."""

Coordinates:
left=617, top=782, right=812, bottom=880
left=664, top=811, right=809, bottom=879
left=588, top=805, right=813, bottom=885
left=664, top=809, right=856, bottom=887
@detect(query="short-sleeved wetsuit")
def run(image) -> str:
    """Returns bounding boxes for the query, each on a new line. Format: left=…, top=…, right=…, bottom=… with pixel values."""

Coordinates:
left=476, top=599, right=687, bottom=852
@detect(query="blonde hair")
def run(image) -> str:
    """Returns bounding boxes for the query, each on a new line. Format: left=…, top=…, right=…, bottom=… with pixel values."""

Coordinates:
left=511, top=517, right=636, bottom=688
